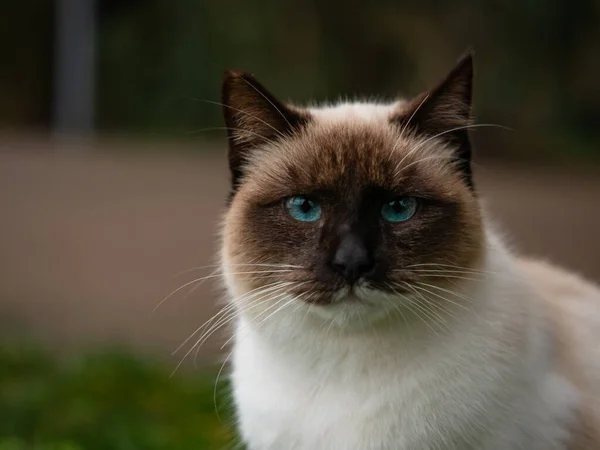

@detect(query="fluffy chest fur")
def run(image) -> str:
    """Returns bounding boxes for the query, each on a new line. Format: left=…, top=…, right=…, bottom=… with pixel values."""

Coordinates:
left=229, top=242, right=580, bottom=450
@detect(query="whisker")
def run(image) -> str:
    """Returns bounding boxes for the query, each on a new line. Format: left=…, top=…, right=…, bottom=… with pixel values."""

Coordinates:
left=406, top=262, right=500, bottom=273
left=404, top=288, right=453, bottom=332
left=210, top=293, right=306, bottom=431
left=394, top=123, right=511, bottom=176
left=409, top=283, right=474, bottom=315
left=397, top=268, right=489, bottom=276
left=400, top=282, right=458, bottom=328
left=411, top=273, right=484, bottom=283
left=382, top=290, right=409, bottom=328
left=251, top=296, right=297, bottom=333
left=393, top=142, right=429, bottom=175
left=171, top=281, right=287, bottom=355
left=239, top=76, right=294, bottom=130
left=219, top=283, right=308, bottom=349
left=411, top=123, right=513, bottom=154
left=405, top=264, right=520, bottom=281
left=404, top=296, right=444, bottom=337
left=415, top=281, right=477, bottom=305
left=212, top=346, right=235, bottom=426
left=192, top=98, right=287, bottom=140
left=182, top=284, right=291, bottom=361
left=152, top=269, right=293, bottom=313
left=404, top=270, right=488, bottom=281
left=397, top=154, right=464, bottom=176
left=208, top=288, right=307, bottom=429
left=155, top=269, right=294, bottom=313
left=405, top=268, right=485, bottom=274
left=399, top=95, right=430, bottom=140
left=388, top=94, right=431, bottom=162
left=172, top=283, right=295, bottom=376
left=182, top=273, right=289, bottom=306
left=154, top=268, right=219, bottom=312
left=207, top=289, right=291, bottom=352
left=174, top=263, right=304, bottom=277
left=190, top=283, right=295, bottom=357
left=185, top=126, right=278, bottom=147
left=387, top=284, right=444, bottom=337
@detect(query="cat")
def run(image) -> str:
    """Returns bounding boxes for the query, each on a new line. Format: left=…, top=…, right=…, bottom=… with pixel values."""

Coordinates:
left=218, top=51, right=600, bottom=449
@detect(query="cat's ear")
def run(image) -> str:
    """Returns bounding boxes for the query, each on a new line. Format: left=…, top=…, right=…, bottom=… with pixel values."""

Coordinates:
left=392, top=50, right=474, bottom=187
left=221, top=71, right=310, bottom=191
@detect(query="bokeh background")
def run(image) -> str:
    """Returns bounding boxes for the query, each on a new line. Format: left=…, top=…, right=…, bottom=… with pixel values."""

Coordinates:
left=1, top=1, right=599, bottom=448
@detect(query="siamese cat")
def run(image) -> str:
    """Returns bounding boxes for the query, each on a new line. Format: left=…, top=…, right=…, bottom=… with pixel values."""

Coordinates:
left=218, top=51, right=600, bottom=449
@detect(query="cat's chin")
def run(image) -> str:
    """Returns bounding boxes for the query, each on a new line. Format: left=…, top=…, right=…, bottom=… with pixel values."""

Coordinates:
left=302, top=286, right=401, bottom=328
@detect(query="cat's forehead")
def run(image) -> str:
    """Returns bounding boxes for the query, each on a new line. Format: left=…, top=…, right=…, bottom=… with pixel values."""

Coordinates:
left=242, top=104, right=465, bottom=202
left=308, top=101, right=403, bottom=123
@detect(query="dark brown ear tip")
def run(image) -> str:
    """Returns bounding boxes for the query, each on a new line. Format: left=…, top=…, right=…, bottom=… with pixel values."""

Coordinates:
left=221, top=71, right=252, bottom=100
left=223, top=70, right=258, bottom=82
left=222, top=70, right=245, bottom=83
left=444, top=49, right=474, bottom=85
left=456, top=48, right=474, bottom=67
left=221, top=71, right=261, bottom=97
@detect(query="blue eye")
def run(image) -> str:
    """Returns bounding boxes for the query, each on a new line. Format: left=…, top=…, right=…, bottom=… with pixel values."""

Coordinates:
left=285, top=196, right=321, bottom=222
left=381, top=197, right=418, bottom=222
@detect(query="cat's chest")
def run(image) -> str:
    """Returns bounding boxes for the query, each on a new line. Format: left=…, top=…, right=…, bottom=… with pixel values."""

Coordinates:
left=231, top=330, right=493, bottom=450
left=233, top=354, right=422, bottom=450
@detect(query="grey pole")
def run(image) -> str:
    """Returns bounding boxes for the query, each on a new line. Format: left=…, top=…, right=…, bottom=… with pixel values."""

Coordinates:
left=53, top=0, right=96, bottom=136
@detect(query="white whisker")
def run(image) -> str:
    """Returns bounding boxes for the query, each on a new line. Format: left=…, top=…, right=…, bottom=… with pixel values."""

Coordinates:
left=171, top=283, right=294, bottom=375
left=220, top=283, right=308, bottom=350
left=174, top=263, right=304, bottom=277
left=411, top=273, right=483, bottom=283
left=410, top=123, right=513, bottom=155
left=416, top=281, right=477, bottom=305
left=193, top=98, right=287, bottom=140
left=171, top=281, right=287, bottom=355
left=388, top=94, right=430, bottom=162
left=400, top=282, right=458, bottom=328
left=239, top=76, right=294, bottom=130
left=154, top=268, right=220, bottom=312
left=157, top=269, right=296, bottom=313
left=410, top=283, right=475, bottom=316
left=191, top=284, right=295, bottom=358
left=388, top=285, right=444, bottom=337
left=397, top=154, right=462, bottom=176
left=382, top=290, right=409, bottom=328
left=186, top=126, right=279, bottom=147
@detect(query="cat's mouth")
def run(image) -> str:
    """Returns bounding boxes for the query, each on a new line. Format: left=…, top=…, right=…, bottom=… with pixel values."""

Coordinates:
left=332, top=285, right=363, bottom=303
left=277, top=270, right=414, bottom=307
left=294, top=282, right=392, bottom=306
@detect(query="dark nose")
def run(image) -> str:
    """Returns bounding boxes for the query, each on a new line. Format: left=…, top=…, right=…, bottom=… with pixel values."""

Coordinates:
left=331, top=234, right=374, bottom=284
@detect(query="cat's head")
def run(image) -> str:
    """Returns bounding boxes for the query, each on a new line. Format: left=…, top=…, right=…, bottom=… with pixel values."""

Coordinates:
left=220, top=52, right=484, bottom=327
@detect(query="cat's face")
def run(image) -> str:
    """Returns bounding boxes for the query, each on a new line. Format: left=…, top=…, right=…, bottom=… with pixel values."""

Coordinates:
left=221, top=53, right=484, bottom=325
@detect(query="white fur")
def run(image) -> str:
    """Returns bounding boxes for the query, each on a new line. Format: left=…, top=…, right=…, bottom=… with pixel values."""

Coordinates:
left=224, top=227, right=591, bottom=450
left=309, top=102, right=400, bottom=123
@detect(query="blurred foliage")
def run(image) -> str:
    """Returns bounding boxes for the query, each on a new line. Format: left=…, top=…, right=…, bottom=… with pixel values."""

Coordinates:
left=1, top=0, right=599, bottom=159
left=0, top=345, right=240, bottom=450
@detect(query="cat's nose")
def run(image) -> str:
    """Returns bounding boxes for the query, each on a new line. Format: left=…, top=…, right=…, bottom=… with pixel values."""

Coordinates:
left=331, top=233, right=375, bottom=284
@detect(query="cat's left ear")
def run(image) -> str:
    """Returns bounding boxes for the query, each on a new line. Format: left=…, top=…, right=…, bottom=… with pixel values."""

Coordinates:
left=392, top=50, right=474, bottom=187
left=221, top=71, right=311, bottom=192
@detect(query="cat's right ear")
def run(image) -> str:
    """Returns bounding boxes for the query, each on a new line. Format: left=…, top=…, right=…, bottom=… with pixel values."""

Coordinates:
left=221, top=71, right=310, bottom=192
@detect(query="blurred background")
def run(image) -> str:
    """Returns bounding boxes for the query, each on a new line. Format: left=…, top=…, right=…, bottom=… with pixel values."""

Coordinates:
left=1, top=0, right=599, bottom=448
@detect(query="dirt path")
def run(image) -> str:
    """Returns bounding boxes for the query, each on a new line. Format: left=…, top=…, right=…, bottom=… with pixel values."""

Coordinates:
left=1, top=137, right=599, bottom=362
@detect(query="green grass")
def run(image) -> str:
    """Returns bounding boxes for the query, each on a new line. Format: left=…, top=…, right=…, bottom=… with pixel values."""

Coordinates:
left=0, top=345, right=240, bottom=450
